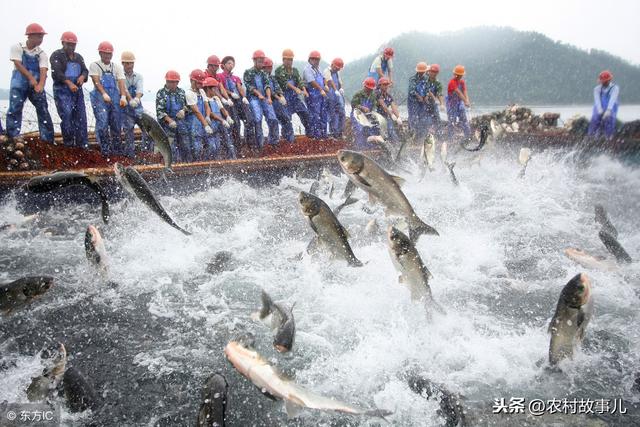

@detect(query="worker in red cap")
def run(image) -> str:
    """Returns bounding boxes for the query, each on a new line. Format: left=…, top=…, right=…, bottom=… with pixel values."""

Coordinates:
left=274, top=49, right=310, bottom=138
left=323, top=58, right=346, bottom=139
left=446, top=65, right=471, bottom=141
left=205, top=55, right=234, bottom=108
left=350, top=77, right=381, bottom=147
left=303, top=50, right=328, bottom=139
left=6, top=23, right=54, bottom=143
left=367, top=47, right=394, bottom=84
left=407, top=61, right=430, bottom=141
left=375, top=77, right=402, bottom=143
left=218, top=56, right=253, bottom=151
left=49, top=31, right=89, bottom=148
left=243, top=50, right=279, bottom=148
left=185, top=69, right=214, bottom=161
left=263, top=57, right=295, bottom=143
left=89, top=41, right=128, bottom=157
left=588, top=70, right=619, bottom=140
left=202, top=77, right=237, bottom=159
left=156, top=70, right=190, bottom=162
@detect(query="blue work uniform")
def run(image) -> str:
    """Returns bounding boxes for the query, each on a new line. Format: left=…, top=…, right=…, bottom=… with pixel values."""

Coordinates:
left=588, top=83, right=619, bottom=139
left=350, top=89, right=381, bottom=148
left=244, top=68, right=279, bottom=148
left=206, top=97, right=237, bottom=160
left=304, top=64, right=327, bottom=139
left=185, top=89, right=208, bottom=161
left=446, top=78, right=471, bottom=140
left=90, top=62, right=123, bottom=157
left=268, top=75, right=294, bottom=143
left=121, top=72, right=145, bottom=156
left=6, top=45, right=54, bottom=142
left=325, top=68, right=345, bottom=139
left=156, top=86, right=190, bottom=163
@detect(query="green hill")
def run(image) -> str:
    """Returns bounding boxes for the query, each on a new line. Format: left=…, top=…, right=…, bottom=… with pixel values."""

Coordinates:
left=340, top=27, right=640, bottom=105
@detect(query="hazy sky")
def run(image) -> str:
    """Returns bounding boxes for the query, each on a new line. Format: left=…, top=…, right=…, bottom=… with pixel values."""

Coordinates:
left=2, top=0, right=638, bottom=92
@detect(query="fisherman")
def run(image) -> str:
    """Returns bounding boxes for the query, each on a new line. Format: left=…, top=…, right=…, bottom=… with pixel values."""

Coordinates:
left=205, top=55, right=234, bottom=108
left=6, top=23, right=54, bottom=143
left=218, top=56, right=253, bottom=151
left=185, top=69, right=214, bottom=161
left=324, top=58, right=346, bottom=139
left=367, top=47, right=394, bottom=84
left=425, top=64, right=444, bottom=134
left=120, top=51, right=144, bottom=156
left=407, top=62, right=430, bottom=141
left=446, top=65, right=471, bottom=141
left=243, top=50, right=279, bottom=148
left=588, top=70, right=619, bottom=140
left=89, top=41, right=128, bottom=157
left=275, top=49, right=311, bottom=138
left=202, top=77, right=237, bottom=159
left=303, top=50, right=328, bottom=139
left=350, top=77, right=380, bottom=148
left=263, top=57, right=293, bottom=143
left=376, top=77, right=402, bottom=142
left=50, top=31, right=89, bottom=148
left=156, top=70, right=190, bottom=162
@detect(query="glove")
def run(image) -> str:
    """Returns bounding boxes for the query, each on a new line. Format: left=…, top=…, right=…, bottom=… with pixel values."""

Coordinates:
left=230, top=92, right=240, bottom=99
left=395, top=116, right=403, bottom=125
left=205, top=116, right=212, bottom=125
left=129, top=98, right=139, bottom=108
left=119, top=96, right=127, bottom=107
left=222, top=120, right=230, bottom=128
left=334, top=90, right=340, bottom=97
left=176, top=109, right=186, bottom=120
left=339, top=88, right=344, bottom=96
left=278, top=96, right=287, bottom=105
left=223, top=98, right=233, bottom=106
left=168, top=121, right=177, bottom=129
left=204, top=125, right=214, bottom=135
left=242, top=97, right=249, bottom=105
left=102, top=92, right=112, bottom=103
left=226, top=116, right=234, bottom=126
left=603, top=110, right=611, bottom=119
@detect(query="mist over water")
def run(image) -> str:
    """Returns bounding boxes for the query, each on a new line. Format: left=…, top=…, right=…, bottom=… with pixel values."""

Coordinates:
left=1, top=146, right=639, bottom=426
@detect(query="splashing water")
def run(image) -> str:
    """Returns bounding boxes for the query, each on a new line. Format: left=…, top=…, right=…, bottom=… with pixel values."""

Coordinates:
left=0, top=147, right=639, bottom=426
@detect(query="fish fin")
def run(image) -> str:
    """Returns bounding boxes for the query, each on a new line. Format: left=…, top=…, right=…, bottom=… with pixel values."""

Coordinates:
left=348, top=257, right=364, bottom=267
left=352, top=174, right=372, bottom=188
left=258, top=290, right=274, bottom=319
left=328, top=183, right=334, bottom=199
left=258, top=387, right=279, bottom=401
left=100, top=199, right=110, bottom=225
left=178, top=227, right=192, bottom=236
left=364, top=408, right=394, bottom=419
left=408, top=218, right=439, bottom=243
left=284, top=400, right=304, bottom=418
left=309, top=181, right=320, bottom=195
left=389, top=174, right=406, bottom=187
left=306, top=236, right=320, bottom=255
left=333, top=196, right=358, bottom=216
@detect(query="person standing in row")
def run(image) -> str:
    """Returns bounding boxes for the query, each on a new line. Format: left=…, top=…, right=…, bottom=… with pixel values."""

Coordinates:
left=185, top=69, right=214, bottom=161
left=6, top=23, right=54, bottom=143
left=120, top=51, right=144, bottom=156
left=588, top=70, right=619, bottom=140
left=202, top=77, right=237, bottom=159
left=304, top=50, right=327, bottom=139
left=263, top=57, right=293, bottom=143
left=324, top=57, right=345, bottom=139
left=375, top=77, right=402, bottom=143
left=156, top=70, right=190, bottom=162
left=275, top=49, right=310, bottom=138
left=218, top=56, right=252, bottom=152
left=350, top=77, right=380, bottom=147
left=446, top=65, right=471, bottom=141
left=243, top=50, right=278, bottom=148
left=50, top=31, right=88, bottom=148
left=89, top=41, right=128, bottom=157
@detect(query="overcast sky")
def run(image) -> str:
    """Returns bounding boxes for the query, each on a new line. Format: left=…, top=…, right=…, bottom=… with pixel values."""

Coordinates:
left=2, top=0, right=638, bottom=92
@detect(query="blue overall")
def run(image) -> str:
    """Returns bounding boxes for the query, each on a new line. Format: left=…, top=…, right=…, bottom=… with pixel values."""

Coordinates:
left=306, top=67, right=327, bottom=139
left=351, top=96, right=380, bottom=148
left=282, top=75, right=310, bottom=137
left=90, top=64, right=123, bottom=157
left=367, top=57, right=389, bottom=83
left=249, top=73, right=279, bottom=148
left=446, top=79, right=471, bottom=140
left=221, top=75, right=250, bottom=150
left=53, top=59, right=88, bottom=148
left=407, top=75, right=429, bottom=141
left=186, top=92, right=208, bottom=161
left=377, top=91, right=400, bottom=143
left=6, top=49, right=54, bottom=142
left=326, top=70, right=345, bottom=138
left=588, top=83, right=619, bottom=138
left=160, top=89, right=190, bottom=163
left=121, top=79, right=145, bottom=155
left=269, top=76, right=293, bottom=143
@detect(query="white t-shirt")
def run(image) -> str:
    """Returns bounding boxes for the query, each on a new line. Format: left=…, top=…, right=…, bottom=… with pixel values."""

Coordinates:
left=369, top=55, right=393, bottom=74
left=89, top=61, right=125, bottom=80
left=185, top=88, right=207, bottom=107
left=323, top=67, right=343, bottom=88
left=9, top=43, right=49, bottom=69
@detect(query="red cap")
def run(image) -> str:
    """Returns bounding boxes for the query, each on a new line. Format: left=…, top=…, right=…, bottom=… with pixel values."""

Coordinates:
left=60, top=31, right=78, bottom=44
left=599, top=70, right=613, bottom=83
left=203, top=77, right=219, bottom=87
left=25, top=23, right=46, bottom=35
left=252, top=50, right=266, bottom=60
left=165, top=70, right=180, bottom=81
left=263, top=57, right=274, bottom=68
left=98, top=41, right=114, bottom=53
left=207, top=55, right=220, bottom=66
left=309, top=50, right=321, bottom=60
left=189, top=69, right=206, bottom=82
left=363, top=77, right=376, bottom=90
left=429, top=63, right=440, bottom=73
left=378, top=77, right=390, bottom=86
left=331, top=58, right=344, bottom=69
left=383, top=47, right=394, bottom=57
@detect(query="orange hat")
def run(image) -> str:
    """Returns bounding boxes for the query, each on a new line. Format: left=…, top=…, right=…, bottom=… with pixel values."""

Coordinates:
left=282, top=48, right=294, bottom=59
left=252, top=50, right=266, bottom=60
left=599, top=70, right=613, bottom=83
left=25, top=23, right=46, bottom=35
left=203, top=77, right=219, bottom=87
left=429, top=64, right=440, bottom=73
left=453, top=65, right=465, bottom=76
left=263, top=57, right=274, bottom=68
left=415, top=62, right=428, bottom=73
left=363, top=77, right=376, bottom=90
left=189, top=69, right=206, bottom=82
left=309, top=50, right=321, bottom=60
left=98, top=41, right=114, bottom=53
left=378, top=77, right=391, bottom=86
left=165, top=70, right=180, bottom=81
left=331, top=58, right=344, bottom=69
left=207, top=55, right=221, bottom=66
left=61, top=31, right=78, bottom=44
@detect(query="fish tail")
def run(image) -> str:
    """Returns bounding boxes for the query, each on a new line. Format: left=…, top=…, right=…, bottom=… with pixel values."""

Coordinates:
left=259, top=290, right=274, bottom=319
left=409, top=217, right=439, bottom=243
left=100, top=198, right=110, bottom=225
